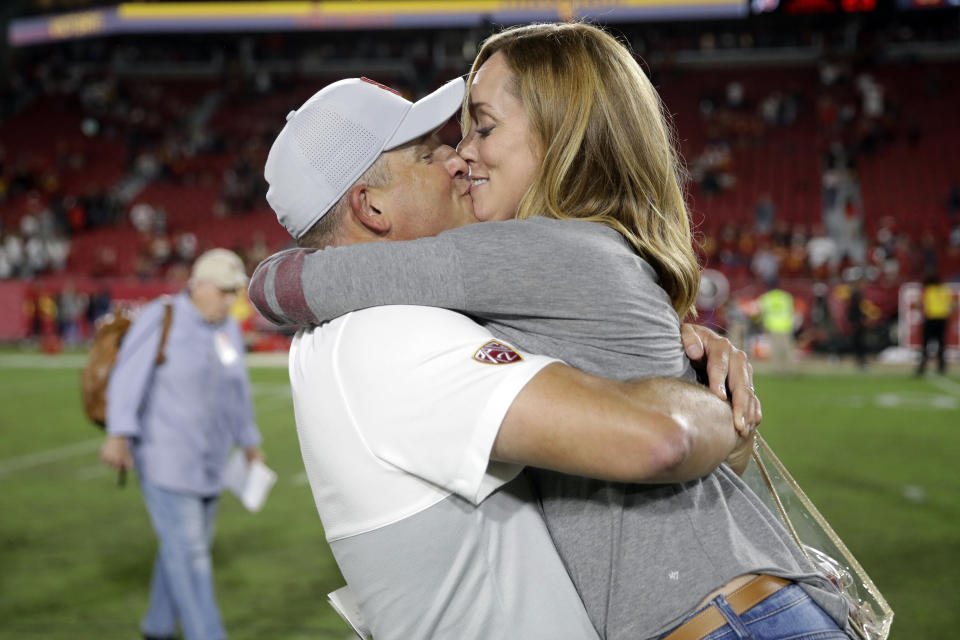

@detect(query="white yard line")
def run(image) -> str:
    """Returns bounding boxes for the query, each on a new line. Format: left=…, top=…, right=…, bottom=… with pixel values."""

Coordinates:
left=0, top=438, right=102, bottom=477
left=0, top=352, right=288, bottom=369
left=0, top=354, right=86, bottom=369
left=251, top=382, right=292, bottom=398
left=927, top=375, right=960, bottom=397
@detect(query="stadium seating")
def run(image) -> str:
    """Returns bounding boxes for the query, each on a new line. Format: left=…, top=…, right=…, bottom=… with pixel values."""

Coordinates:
left=657, top=67, right=823, bottom=234
left=1, top=49, right=957, bottom=289
left=856, top=63, right=960, bottom=239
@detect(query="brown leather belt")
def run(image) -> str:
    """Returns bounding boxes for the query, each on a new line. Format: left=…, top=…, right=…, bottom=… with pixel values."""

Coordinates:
left=663, top=575, right=792, bottom=640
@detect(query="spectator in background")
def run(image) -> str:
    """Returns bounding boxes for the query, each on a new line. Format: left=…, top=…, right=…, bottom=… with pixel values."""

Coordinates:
left=57, top=284, right=87, bottom=346
left=87, top=288, right=111, bottom=326
left=81, top=183, right=116, bottom=228
left=758, top=282, right=795, bottom=373
left=716, top=223, right=750, bottom=277
left=46, top=235, right=69, bottom=272
left=222, top=154, right=259, bottom=214
left=725, top=80, right=744, bottom=109
left=808, top=223, right=839, bottom=279
left=948, top=182, right=960, bottom=225
left=24, top=234, right=48, bottom=276
left=100, top=249, right=263, bottom=640
left=751, top=239, right=780, bottom=286
left=847, top=278, right=868, bottom=370
left=130, top=202, right=156, bottom=234
left=174, top=232, right=198, bottom=266
left=781, top=227, right=809, bottom=278
left=916, top=272, right=955, bottom=376
left=0, top=241, right=11, bottom=279
left=807, top=282, right=837, bottom=357
left=754, top=194, right=775, bottom=236
left=2, top=232, right=25, bottom=277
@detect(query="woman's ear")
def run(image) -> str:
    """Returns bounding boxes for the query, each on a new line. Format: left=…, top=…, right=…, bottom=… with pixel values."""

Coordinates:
left=349, top=184, right=391, bottom=235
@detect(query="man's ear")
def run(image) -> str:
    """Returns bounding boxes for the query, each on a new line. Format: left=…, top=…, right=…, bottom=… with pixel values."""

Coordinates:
left=349, top=184, right=391, bottom=236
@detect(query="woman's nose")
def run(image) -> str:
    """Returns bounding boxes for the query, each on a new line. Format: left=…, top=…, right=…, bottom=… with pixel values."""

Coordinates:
left=456, top=131, right=477, bottom=161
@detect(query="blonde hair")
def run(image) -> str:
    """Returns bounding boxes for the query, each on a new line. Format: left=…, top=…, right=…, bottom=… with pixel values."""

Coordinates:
left=464, top=22, right=699, bottom=317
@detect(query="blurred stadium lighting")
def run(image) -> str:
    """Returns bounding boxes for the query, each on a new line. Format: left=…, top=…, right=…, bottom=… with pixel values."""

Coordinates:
left=8, top=0, right=749, bottom=47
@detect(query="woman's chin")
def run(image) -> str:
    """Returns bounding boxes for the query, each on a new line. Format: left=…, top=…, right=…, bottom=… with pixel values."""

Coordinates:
left=474, top=207, right=514, bottom=223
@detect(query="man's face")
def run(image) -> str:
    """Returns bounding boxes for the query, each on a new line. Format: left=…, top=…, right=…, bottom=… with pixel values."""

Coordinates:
left=369, top=134, right=477, bottom=240
left=190, top=280, right=238, bottom=324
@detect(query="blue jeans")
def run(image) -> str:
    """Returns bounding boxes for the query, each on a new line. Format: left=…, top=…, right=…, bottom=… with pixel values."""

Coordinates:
left=661, top=583, right=851, bottom=640
left=139, top=475, right=226, bottom=640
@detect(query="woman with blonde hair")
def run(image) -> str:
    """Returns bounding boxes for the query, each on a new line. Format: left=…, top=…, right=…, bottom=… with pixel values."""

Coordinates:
left=252, top=22, right=853, bottom=640
left=460, top=21, right=699, bottom=319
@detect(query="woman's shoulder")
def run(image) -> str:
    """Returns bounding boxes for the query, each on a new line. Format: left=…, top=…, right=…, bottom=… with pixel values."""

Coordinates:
left=442, top=216, right=634, bottom=253
left=442, top=217, right=662, bottom=293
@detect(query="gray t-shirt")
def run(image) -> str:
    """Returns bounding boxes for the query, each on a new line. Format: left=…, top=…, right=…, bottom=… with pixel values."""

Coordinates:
left=250, top=217, right=849, bottom=639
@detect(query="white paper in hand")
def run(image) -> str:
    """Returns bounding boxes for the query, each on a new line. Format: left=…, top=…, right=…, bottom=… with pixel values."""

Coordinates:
left=328, top=585, right=372, bottom=640
left=223, top=450, right=277, bottom=513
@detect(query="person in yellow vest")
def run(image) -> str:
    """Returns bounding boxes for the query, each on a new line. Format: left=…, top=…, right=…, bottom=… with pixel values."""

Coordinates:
left=917, top=272, right=955, bottom=375
left=758, top=283, right=795, bottom=373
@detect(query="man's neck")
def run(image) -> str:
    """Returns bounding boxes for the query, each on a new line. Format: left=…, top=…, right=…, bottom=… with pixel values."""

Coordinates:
left=326, top=224, right=386, bottom=249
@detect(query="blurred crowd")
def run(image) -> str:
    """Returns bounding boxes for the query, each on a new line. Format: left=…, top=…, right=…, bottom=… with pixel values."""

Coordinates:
left=1, top=15, right=958, bottom=355
left=700, top=210, right=960, bottom=286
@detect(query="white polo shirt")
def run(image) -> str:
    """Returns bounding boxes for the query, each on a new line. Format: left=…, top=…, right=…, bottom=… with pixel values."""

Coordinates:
left=289, top=305, right=599, bottom=640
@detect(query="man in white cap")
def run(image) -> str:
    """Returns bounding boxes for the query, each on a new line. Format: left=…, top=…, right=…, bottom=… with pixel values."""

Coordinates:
left=101, top=248, right=263, bottom=640
left=250, top=77, right=754, bottom=639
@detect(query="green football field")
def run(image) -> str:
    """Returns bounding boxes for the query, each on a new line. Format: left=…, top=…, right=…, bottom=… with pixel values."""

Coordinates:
left=1, top=354, right=957, bottom=639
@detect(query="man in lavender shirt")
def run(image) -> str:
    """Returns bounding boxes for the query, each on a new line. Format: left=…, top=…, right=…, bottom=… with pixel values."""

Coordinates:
left=100, top=249, right=264, bottom=640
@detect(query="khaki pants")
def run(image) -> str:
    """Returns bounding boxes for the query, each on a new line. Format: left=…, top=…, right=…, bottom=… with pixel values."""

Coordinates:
left=768, top=332, right=792, bottom=373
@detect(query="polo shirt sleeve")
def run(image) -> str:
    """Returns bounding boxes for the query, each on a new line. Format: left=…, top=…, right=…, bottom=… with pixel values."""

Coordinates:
left=333, top=306, right=558, bottom=505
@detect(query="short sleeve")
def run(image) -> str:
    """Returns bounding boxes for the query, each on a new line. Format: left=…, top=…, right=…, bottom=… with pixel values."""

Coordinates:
left=334, top=306, right=558, bottom=504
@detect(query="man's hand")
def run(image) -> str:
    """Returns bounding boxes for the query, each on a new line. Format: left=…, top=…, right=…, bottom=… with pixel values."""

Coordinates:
left=100, top=435, right=133, bottom=471
left=681, top=324, right=762, bottom=436
left=244, top=447, right=265, bottom=464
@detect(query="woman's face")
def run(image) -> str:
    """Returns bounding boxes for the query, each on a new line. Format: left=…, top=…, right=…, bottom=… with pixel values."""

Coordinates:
left=458, top=52, right=542, bottom=222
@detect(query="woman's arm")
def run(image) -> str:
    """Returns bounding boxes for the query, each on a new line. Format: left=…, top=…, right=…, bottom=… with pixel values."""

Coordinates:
left=248, top=219, right=647, bottom=327
left=248, top=235, right=467, bottom=326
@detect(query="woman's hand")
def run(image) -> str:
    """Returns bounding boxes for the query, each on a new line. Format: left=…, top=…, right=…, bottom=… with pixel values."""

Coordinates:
left=681, top=324, right=762, bottom=437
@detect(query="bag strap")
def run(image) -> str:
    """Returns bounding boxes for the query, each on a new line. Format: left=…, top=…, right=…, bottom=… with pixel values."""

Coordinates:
left=154, top=301, right=173, bottom=366
left=751, top=436, right=886, bottom=640
left=116, top=299, right=174, bottom=490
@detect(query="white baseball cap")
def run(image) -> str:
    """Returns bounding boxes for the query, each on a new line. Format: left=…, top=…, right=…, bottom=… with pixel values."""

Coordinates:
left=264, top=76, right=466, bottom=239
left=190, top=248, right=248, bottom=290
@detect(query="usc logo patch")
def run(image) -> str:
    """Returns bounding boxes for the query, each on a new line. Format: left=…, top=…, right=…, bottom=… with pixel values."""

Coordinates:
left=473, top=340, right=523, bottom=365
